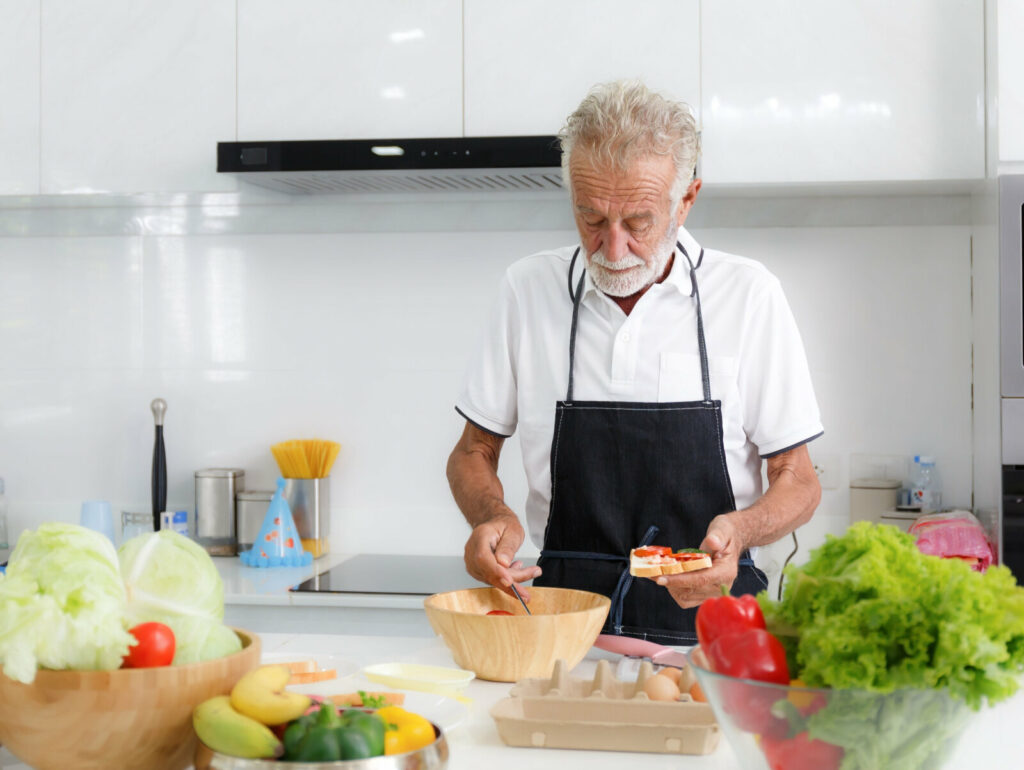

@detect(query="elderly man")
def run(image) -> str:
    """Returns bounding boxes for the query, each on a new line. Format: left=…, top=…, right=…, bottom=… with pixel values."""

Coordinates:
left=447, top=80, right=822, bottom=643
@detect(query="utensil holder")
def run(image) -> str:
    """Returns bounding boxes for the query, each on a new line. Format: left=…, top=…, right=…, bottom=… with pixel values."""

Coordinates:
left=283, top=477, right=330, bottom=558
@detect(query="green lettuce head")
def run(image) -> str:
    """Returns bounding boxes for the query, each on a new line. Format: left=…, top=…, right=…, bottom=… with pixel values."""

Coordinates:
left=118, top=530, right=241, bottom=663
left=0, top=523, right=134, bottom=683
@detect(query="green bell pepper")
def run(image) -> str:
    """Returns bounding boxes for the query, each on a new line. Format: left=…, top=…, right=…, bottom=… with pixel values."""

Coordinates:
left=341, top=710, right=385, bottom=756
left=281, top=703, right=388, bottom=762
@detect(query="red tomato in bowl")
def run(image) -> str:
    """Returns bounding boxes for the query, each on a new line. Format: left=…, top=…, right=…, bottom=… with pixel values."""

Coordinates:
left=122, top=622, right=176, bottom=668
left=486, top=610, right=514, bottom=616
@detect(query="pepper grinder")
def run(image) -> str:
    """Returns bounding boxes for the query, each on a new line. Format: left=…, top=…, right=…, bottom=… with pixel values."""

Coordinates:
left=151, top=398, right=167, bottom=533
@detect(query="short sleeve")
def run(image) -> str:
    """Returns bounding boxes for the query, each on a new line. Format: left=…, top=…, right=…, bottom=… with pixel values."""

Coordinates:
left=737, top=276, right=823, bottom=457
left=454, top=272, right=520, bottom=437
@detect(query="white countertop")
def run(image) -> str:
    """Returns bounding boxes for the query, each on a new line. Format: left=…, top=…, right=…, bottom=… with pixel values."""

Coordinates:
left=2, top=630, right=1021, bottom=769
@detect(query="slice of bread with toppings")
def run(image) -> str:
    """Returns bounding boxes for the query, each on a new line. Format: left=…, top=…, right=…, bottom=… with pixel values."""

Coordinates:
left=630, top=546, right=711, bottom=577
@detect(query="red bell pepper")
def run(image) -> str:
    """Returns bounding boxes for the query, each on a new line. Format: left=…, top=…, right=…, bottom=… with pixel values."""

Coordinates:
left=705, top=627, right=789, bottom=684
left=760, top=731, right=844, bottom=770
left=706, top=628, right=790, bottom=737
left=695, top=589, right=766, bottom=649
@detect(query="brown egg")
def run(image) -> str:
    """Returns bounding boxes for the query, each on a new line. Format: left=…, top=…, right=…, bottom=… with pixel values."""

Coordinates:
left=642, top=672, right=681, bottom=701
left=657, top=666, right=683, bottom=685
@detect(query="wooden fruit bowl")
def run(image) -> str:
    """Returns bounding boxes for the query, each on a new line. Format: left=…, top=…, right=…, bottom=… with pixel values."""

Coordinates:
left=423, top=587, right=610, bottom=682
left=0, top=628, right=261, bottom=770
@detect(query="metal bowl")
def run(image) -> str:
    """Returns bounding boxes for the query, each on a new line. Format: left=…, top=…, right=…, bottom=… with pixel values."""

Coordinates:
left=194, top=723, right=449, bottom=769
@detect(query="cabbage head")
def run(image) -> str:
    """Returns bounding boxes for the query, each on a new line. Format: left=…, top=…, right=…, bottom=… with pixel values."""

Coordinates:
left=119, top=530, right=241, bottom=663
left=0, top=523, right=134, bottom=683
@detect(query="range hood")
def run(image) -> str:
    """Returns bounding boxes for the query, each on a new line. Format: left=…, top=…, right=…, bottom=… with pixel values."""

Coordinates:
left=217, top=135, right=563, bottom=195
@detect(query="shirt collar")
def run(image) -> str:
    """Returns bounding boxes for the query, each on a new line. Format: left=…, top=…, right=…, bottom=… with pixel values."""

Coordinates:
left=579, top=226, right=702, bottom=301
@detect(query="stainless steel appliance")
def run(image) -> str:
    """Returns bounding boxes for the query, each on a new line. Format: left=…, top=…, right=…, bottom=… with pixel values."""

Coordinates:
left=216, top=135, right=562, bottom=194
left=999, top=174, right=1024, bottom=579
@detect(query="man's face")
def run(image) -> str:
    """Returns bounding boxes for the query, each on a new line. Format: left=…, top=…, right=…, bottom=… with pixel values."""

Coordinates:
left=570, top=152, right=687, bottom=298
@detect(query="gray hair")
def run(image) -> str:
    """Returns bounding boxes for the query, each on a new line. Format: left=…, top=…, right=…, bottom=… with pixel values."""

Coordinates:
left=559, top=80, right=700, bottom=202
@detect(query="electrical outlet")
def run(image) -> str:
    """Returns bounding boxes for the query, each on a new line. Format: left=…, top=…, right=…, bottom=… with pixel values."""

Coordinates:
left=811, top=453, right=840, bottom=490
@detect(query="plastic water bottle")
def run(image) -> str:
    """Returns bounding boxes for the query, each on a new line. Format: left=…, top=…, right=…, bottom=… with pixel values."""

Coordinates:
left=909, top=455, right=942, bottom=513
left=0, top=478, right=9, bottom=550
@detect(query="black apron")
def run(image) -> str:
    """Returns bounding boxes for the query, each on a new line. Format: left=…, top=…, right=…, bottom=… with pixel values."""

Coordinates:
left=534, top=242, right=767, bottom=644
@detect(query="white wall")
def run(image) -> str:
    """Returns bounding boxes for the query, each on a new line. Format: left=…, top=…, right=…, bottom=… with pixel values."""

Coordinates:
left=0, top=195, right=978, bottom=593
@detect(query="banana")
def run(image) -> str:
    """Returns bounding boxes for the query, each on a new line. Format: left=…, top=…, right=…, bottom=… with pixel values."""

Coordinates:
left=230, top=664, right=312, bottom=726
left=192, top=695, right=282, bottom=759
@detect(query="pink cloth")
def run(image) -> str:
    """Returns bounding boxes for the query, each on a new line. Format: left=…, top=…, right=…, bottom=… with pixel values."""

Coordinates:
left=909, top=512, right=994, bottom=572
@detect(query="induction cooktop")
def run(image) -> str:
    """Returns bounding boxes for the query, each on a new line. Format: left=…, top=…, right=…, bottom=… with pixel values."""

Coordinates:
left=289, top=553, right=536, bottom=596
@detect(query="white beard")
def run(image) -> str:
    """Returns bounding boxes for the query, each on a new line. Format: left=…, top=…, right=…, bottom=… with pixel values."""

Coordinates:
left=586, top=223, right=679, bottom=297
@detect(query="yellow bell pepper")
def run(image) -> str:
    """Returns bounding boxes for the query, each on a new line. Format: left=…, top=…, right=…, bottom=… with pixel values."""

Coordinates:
left=786, top=678, right=818, bottom=710
left=377, top=706, right=436, bottom=755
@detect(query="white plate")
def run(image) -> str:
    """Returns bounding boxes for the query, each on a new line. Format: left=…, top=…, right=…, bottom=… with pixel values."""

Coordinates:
left=260, top=652, right=360, bottom=682
left=382, top=690, right=469, bottom=732
left=260, top=658, right=470, bottom=732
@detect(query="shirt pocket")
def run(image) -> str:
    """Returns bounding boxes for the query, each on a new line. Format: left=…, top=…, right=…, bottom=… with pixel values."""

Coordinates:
left=659, top=353, right=739, bottom=403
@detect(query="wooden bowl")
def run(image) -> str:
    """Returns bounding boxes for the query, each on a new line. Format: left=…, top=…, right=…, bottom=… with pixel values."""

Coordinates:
left=423, top=587, right=610, bottom=682
left=0, top=628, right=261, bottom=770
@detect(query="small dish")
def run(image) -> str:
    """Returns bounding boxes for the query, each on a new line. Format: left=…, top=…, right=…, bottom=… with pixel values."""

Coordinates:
left=261, top=652, right=360, bottom=683
left=362, top=662, right=475, bottom=696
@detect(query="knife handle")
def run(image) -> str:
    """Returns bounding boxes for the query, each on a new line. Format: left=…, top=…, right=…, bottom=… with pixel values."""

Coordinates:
left=151, top=399, right=167, bottom=532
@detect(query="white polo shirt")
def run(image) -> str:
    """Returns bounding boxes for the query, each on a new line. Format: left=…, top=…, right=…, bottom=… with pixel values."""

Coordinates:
left=456, top=227, right=823, bottom=548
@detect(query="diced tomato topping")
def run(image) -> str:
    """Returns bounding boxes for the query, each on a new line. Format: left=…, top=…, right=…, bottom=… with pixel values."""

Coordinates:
left=634, top=546, right=672, bottom=558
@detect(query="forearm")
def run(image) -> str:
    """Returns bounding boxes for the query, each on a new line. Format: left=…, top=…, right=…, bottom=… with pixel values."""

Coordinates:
left=446, top=424, right=516, bottom=527
left=447, top=450, right=514, bottom=527
left=720, top=445, right=821, bottom=551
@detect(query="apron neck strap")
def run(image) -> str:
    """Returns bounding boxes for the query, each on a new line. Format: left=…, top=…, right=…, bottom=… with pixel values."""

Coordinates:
left=565, top=242, right=712, bottom=403
left=567, top=246, right=586, bottom=401
left=678, top=242, right=713, bottom=403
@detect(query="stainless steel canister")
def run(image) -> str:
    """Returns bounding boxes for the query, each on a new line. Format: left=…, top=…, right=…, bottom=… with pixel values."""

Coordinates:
left=235, top=490, right=273, bottom=551
left=195, top=468, right=245, bottom=556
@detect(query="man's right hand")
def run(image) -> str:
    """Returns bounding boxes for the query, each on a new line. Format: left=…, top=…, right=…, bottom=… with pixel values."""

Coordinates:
left=463, top=513, right=542, bottom=601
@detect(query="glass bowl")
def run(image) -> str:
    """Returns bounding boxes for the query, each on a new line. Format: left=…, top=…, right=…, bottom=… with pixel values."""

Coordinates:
left=686, top=646, right=975, bottom=770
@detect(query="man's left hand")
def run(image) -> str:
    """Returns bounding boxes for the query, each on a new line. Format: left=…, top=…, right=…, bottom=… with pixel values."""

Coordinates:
left=653, top=515, right=742, bottom=609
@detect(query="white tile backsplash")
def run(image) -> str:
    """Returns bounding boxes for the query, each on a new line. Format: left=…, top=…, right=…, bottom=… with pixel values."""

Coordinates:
left=0, top=205, right=978, bottom=580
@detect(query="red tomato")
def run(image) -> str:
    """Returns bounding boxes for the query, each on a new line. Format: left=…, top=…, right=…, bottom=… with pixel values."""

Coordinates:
left=486, top=610, right=514, bottom=616
left=122, top=622, right=176, bottom=668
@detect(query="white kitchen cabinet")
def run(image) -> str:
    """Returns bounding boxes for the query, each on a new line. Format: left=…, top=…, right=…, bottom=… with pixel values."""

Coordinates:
left=237, top=0, right=463, bottom=141
left=463, top=0, right=700, bottom=137
left=997, top=0, right=1024, bottom=167
left=40, top=0, right=236, bottom=194
left=701, top=0, right=985, bottom=184
left=0, top=0, right=40, bottom=196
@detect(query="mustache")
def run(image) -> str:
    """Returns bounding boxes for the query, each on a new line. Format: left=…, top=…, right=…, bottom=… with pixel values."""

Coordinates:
left=587, top=250, right=646, bottom=269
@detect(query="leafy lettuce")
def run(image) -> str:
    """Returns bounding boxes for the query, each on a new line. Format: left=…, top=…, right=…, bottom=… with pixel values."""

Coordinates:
left=0, top=523, right=134, bottom=683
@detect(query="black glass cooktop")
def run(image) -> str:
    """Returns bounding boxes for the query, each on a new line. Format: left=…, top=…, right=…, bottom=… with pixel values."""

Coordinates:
left=289, top=554, right=535, bottom=596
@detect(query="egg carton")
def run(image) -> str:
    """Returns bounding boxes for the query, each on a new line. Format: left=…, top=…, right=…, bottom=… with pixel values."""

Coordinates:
left=489, top=658, right=720, bottom=755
